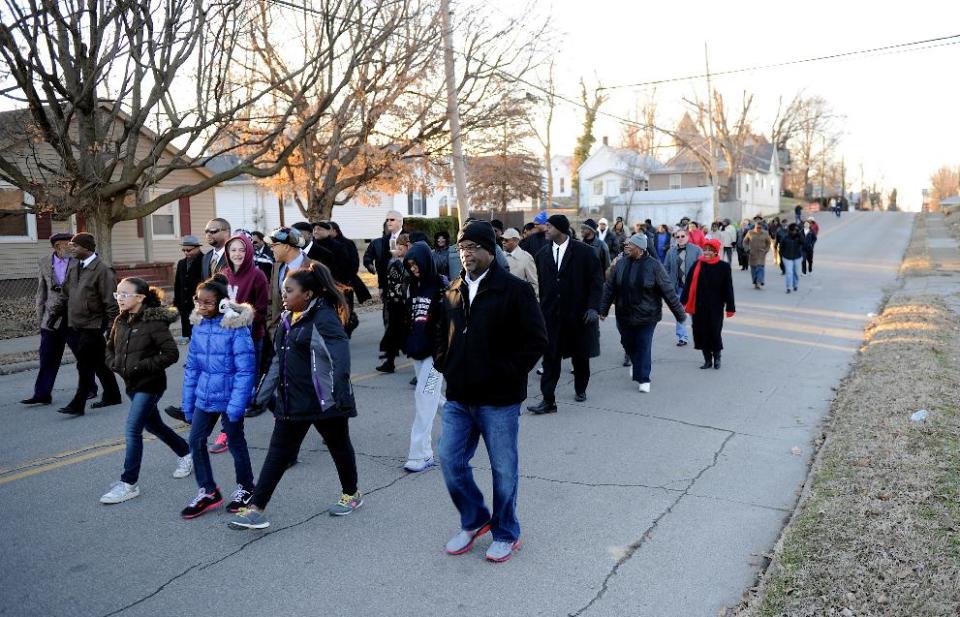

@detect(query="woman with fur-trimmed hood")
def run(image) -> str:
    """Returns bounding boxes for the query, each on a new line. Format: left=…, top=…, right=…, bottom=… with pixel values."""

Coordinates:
left=179, top=274, right=258, bottom=520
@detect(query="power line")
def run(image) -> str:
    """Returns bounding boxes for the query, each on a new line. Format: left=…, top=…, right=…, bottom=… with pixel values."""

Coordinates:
left=597, top=32, right=960, bottom=91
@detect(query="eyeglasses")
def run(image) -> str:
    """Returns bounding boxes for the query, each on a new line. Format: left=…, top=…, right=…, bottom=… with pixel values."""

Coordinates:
left=457, top=242, right=482, bottom=253
left=192, top=296, right=217, bottom=307
left=674, top=234, right=687, bottom=239
left=113, top=292, right=143, bottom=300
left=204, top=228, right=226, bottom=235
left=385, top=218, right=397, bottom=222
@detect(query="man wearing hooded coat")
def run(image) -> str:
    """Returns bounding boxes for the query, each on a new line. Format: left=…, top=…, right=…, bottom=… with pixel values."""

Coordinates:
left=528, top=215, right=604, bottom=414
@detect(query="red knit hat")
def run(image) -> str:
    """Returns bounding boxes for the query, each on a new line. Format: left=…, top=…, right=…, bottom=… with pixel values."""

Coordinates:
left=703, top=238, right=722, bottom=253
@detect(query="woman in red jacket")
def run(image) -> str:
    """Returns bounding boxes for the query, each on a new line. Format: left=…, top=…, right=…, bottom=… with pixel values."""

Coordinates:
left=209, top=232, right=270, bottom=456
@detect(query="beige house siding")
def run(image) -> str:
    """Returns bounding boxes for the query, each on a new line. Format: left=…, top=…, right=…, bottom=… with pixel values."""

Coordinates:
left=648, top=172, right=709, bottom=191
left=0, top=112, right=217, bottom=283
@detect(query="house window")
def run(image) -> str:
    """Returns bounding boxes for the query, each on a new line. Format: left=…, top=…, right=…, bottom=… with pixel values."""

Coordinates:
left=619, top=179, right=630, bottom=194
left=669, top=174, right=681, bottom=190
left=605, top=179, right=619, bottom=196
left=408, top=191, right=426, bottom=216
left=0, top=190, right=37, bottom=242
left=634, top=178, right=648, bottom=191
left=592, top=180, right=603, bottom=195
left=559, top=177, right=565, bottom=193
left=151, top=202, right=178, bottom=238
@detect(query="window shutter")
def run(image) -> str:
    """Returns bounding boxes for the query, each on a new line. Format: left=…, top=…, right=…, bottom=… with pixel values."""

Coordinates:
left=36, top=213, right=52, bottom=239
left=136, top=217, right=144, bottom=238
left=76, top=214, right=86, bottom=232
left=178, top=197, right=191, bottom=235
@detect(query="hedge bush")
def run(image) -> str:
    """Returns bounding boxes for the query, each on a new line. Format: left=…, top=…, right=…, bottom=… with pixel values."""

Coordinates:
left=402, top=216, right=459, bottom=241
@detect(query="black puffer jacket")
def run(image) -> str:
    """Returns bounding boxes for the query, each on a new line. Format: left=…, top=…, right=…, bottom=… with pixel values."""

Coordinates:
left=600, top=254, right=686, bottom=326
left=106, top=306, right=180, bottom=395
left=434, top=261, right=547, bottom=407
left=779, top=231, right=804, bottom=260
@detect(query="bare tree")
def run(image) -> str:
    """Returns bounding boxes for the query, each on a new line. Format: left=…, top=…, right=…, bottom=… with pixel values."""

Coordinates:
left=0, top=0, right=413, bottom=262
left=782, top=96, right=840, bottom=198
left=525, top=59, right=556, bottom=208
left=466, top=98, right=540, bottom=210
left=929, top=166, right=960, bottom=212
left=620, top=90, right=661, bottom=157
left=246, top=0, right=549, bottom=221
left=571, top=78, right=606, bottom=206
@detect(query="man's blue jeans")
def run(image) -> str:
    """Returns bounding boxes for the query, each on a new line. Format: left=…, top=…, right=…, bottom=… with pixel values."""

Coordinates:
left=439, top=401, right=521, bottom=543
left=189, top=410, right=254, bottom=492
left=674, top=285, right=688, bottom=342
left=784, top=258, right=801, bottom=290
left=121, top=392, right=189, bottom=484
left=618, top=321, right=656, bottom=383
left=751, top=264, right=766, bottom=285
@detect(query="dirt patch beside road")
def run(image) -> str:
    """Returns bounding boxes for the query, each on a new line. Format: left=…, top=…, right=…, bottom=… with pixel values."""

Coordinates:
left=738, top=215, right=960, bottom=616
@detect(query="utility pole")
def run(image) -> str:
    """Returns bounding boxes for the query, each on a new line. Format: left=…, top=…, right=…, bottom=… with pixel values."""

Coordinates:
left=840, top=157, right=846, bottom=209
left=704, top=42, right=718, bottom=222
left=441, top=0, right=470, bottom=228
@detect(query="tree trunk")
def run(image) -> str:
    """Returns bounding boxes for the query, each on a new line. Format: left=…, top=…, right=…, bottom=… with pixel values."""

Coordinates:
left=89, top=212, right=115, bottom=266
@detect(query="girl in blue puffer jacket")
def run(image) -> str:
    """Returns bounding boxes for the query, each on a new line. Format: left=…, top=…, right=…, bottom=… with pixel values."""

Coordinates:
left=180, top=274, right=257, bottom=519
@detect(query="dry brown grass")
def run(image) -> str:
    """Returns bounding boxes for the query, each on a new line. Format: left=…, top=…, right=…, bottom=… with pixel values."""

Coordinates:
left=0, top=295, right=38, bottom=340
left=740, top=216, right=960, bottom=617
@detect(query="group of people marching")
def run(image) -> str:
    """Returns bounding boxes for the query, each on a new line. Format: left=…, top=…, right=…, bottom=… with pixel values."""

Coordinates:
left=22, top=201, right=837, bottom=563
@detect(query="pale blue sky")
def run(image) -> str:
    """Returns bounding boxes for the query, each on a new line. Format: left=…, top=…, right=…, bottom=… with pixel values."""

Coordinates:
left=490, top=0, right=960, bottom=210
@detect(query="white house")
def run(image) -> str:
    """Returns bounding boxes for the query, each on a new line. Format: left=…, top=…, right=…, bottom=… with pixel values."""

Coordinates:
left=208, top=155, right=445, bottom=240
left=547, top=154, right=573, bottom=203
left=577, top=144, right=664, bottom=210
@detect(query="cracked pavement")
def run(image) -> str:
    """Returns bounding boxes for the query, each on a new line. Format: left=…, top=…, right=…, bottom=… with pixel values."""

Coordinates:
left=0, top=211, right=913, bottom=617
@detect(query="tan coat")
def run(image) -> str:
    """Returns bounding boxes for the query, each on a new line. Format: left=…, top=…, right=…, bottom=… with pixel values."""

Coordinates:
left=35, top=253, right=76, bottom=330
left=744, top=229, right=771, bottom=267
left=504, top=246, right=539, bottom=299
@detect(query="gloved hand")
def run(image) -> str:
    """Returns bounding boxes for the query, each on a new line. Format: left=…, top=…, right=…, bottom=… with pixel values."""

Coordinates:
left=366, top=264, right=376, bottom=274
left=725, top=311, right=735, bottom=318
left=584, top=309, right=599, bottom=325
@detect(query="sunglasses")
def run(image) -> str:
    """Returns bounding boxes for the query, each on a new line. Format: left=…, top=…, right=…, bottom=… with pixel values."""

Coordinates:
left=113, top=292, right=143, bottom=300
left=204, top=228, right=226, bottom=234
left=385, top=218, right=397, bottom=222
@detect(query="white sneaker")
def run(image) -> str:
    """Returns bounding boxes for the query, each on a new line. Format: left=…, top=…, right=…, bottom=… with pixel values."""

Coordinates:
left=100, top=481, right=140, bottom=504
left=638, top=382, right=651, bottom=393
left=403, top=457, right=435, bottom=473
left=173, top=455, right=193, bottom=479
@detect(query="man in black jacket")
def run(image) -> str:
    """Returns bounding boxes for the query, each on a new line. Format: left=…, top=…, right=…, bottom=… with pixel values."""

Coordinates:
left=173, top=235, right=203, bottom=338
left=601, top=234, right=686, bottom=393
left=528, top=214, right=603, bottom=413
left=434, top=221, right=547, bottom=563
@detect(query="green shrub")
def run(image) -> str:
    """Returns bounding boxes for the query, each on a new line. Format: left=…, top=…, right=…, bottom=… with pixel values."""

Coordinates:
left=402, top=216, right=459, bottom=240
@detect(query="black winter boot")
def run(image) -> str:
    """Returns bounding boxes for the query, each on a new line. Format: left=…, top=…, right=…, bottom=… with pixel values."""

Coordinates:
left=713, top=351, right=721, bottom=369
left=699, top=351, right=713, bottom=369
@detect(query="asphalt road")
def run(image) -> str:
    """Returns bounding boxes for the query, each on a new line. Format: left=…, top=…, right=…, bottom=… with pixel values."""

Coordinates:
left=0, top=210, right=913, bottom=617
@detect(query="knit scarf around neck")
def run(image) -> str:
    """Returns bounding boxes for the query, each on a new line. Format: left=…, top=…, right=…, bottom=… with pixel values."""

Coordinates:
left=683, top=255, right=721, bottom=315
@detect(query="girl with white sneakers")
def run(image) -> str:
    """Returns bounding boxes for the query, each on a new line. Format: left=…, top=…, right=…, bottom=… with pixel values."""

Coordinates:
left=100, top=278, right=192, bottom=504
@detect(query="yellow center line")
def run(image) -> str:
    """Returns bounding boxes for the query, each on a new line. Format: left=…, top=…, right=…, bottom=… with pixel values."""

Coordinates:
left=0, top=364, right=410, bottom=486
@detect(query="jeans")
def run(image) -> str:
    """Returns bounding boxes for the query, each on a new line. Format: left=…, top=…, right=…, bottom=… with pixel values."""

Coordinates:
left=121, top=392, right=189, bottom=484
left=674, top=285, right=688, bottom=342
left=751, top=265, right=766, bottom=285
left=189, top=410, right=254, bottom=492
left=784, top=258, right=801, bottom=290
left=68, top=328, right=120, bottom=410
left=252, top=416, right=357, bottom=509
left=618, top=322, right=656, bottom=383
left=409, top=358, right=444, bottom=462
left=440, top=401, right=521, bottom=543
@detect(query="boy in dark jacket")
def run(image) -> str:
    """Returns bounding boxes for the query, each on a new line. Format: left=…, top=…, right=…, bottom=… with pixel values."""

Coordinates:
left=434, top=222, right=547, bottom=563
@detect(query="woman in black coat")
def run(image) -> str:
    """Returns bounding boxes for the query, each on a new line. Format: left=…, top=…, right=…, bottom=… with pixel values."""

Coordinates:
left=680, top=239, right=735, bottom=370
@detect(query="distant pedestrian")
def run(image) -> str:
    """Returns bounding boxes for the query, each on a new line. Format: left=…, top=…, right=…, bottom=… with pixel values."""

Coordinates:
left=432, top=230, right=452, bottom=280
left=808, top=217, right=820, bottom=235
left=735, top=219, right=751, bottom=271
left=434, top=221, right=547, bottom=562
left=831, top=197, right=841, bottom=217
left=99, top=279, right=191, bottom=505
left=22, top=232, right=90, bottom=407
left=528, top=215, right=603, bottom=412
left=779, top=223, right=804, bottom=293
left=687, top=222, right=706, bottom=248
left=601, top=234, right=686, bottom=393
left=607, top=220, right=627, bottom=255
left=794, top=203, right=803, bottom=225
left=501, top=228, right=538, bottom=297
left=327, top=220, right=372, bottom=306
left=580, top=219, right=611, bottom=271
left=179, top=274, right=257, bottom=519
left=400, top=242, right=446, bottom=473
left=720, top=221, right=737, bottom=263
left=654, top=225, right=671, bottom=262
left=250, top=231, right=275, bottom=282
left=664, top=229, right=703, bottom=347
left=680, top=239, right=735, bottom=370
left=363, top=211, right=404, bottom=297
left=596, top=218, right=611, bottom=249
left=519, top=210, right=550, bottom=258
left=52, top=233, right=122, bottom=416
left=173, top=235, right=203, bottom=339
left=228, top=263, right=361, bottom=530
left=376, top=233, right=410, bottom=374
left=744, top=222, right=771, bottom=289
left=201, top=218, right=232, bottom=279
left=801, top=220, right=817, bottom=274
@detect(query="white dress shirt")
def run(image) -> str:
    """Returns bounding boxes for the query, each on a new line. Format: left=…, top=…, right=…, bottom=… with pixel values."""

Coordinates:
left=552, top=237, right=570, bottom=269
left=465, top=267, right=489, bottom=304
left=80, top=253, right=97, bottom=269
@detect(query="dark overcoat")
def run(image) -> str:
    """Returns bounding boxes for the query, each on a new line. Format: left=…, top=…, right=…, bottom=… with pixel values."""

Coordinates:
left=534, top=239, right=603, bottom=358
left=680, top=260, right=735, bottom=352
